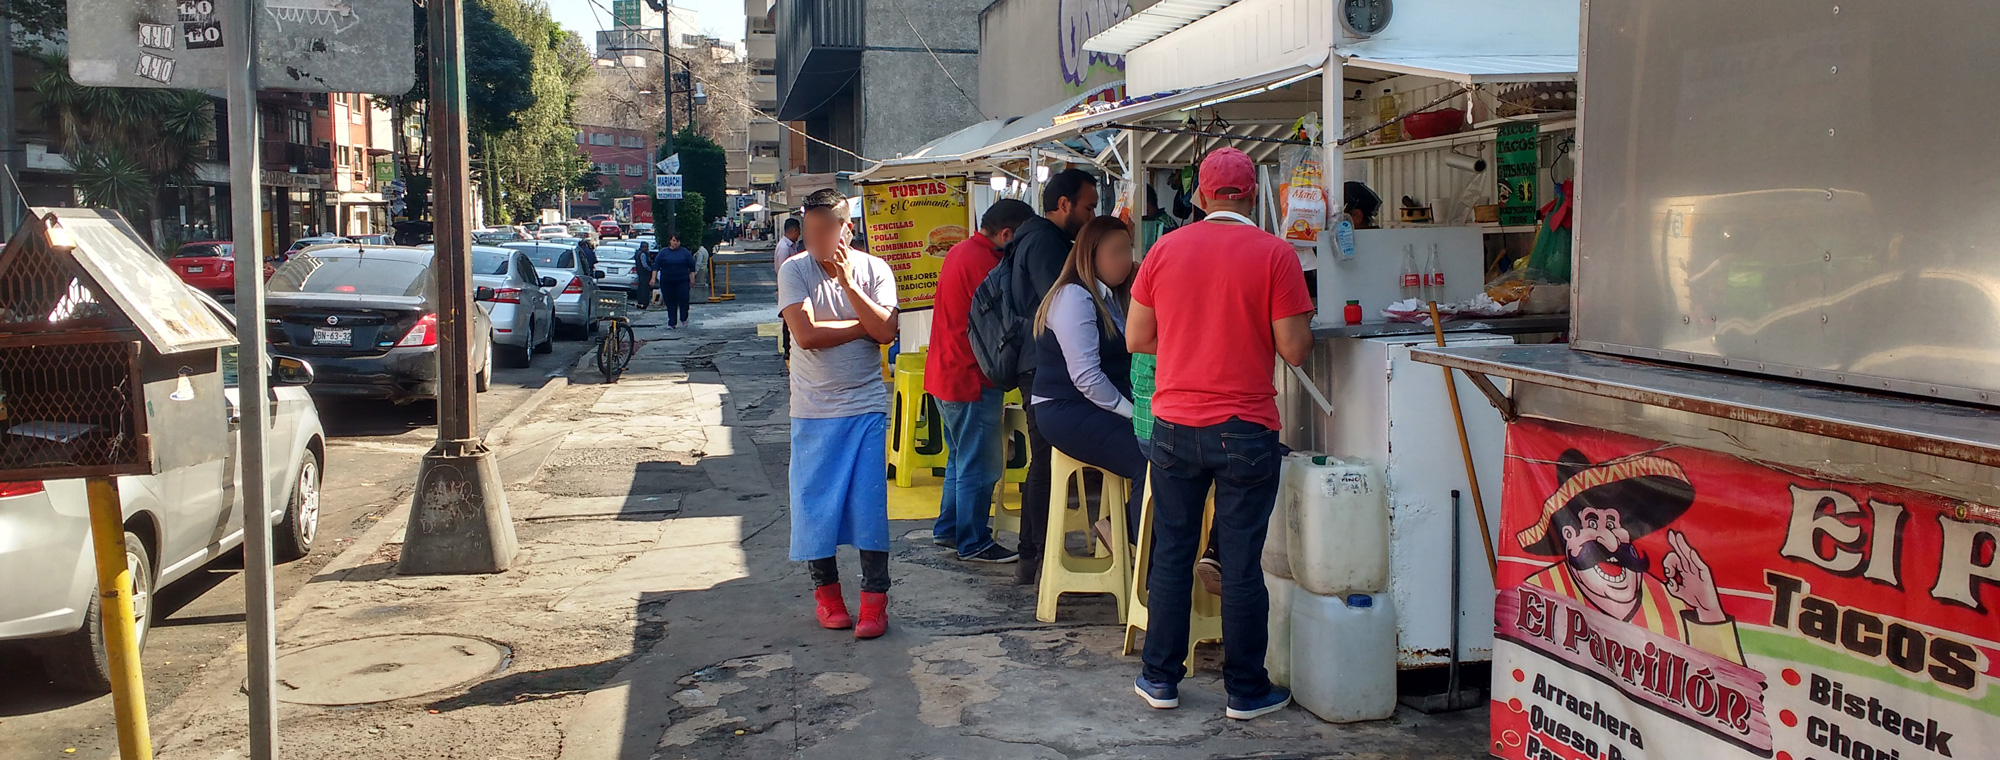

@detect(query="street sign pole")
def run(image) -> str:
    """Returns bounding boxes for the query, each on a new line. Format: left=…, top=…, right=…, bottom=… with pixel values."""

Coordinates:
left=398, top=0, right=518, bottom=575
left=222, top=0, right=278, bottom=756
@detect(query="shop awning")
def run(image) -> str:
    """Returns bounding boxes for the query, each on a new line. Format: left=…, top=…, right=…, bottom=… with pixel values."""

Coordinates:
left=852, top=89, right=1122, bottom=182
left=963, top=56, right=1326, bottom=162
left=1082, top=0, right=1237, bottom=56
left=1342, top=53, right=1577, bottom=84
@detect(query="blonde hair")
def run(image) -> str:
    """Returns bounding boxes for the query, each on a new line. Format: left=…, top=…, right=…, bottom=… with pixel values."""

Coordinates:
left=1032, top=216, right=1130, bottom=341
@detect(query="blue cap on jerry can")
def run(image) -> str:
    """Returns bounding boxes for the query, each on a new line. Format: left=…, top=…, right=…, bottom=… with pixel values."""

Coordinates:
left=1346, top=594, right=1372, bottom=608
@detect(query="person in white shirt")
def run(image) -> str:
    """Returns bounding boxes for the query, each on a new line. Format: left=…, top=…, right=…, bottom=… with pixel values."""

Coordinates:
left=774, top=216, right=805, bottom=361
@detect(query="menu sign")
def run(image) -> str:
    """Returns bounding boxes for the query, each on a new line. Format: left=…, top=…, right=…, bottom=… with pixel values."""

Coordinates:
left=1491, top=419, right=1997, bottom=760
left=860, top=177, right=969, bottom=310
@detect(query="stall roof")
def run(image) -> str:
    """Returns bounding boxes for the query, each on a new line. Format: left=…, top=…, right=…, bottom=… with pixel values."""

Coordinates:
left=852, top=90, right=1117, bottom=182
left=30, top=207, right=235, bottom=353
left=1083, top=0, right=1237, bottom=56
left=963, top=57, right=1325, bottom=162
left=1340, top=53, right=1576, bottom=84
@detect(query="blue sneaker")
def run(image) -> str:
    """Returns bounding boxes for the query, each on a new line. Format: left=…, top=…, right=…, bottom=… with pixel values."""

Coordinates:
left=1226, top=685, right=1292, bottom=720
left=1134, top=675, right=1179, bottom=709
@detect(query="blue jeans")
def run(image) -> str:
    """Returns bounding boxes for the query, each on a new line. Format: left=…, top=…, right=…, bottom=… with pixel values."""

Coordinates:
left=931, top=388, right=1006, bottom=557
left=1140, top=416, right=1283, bottom=700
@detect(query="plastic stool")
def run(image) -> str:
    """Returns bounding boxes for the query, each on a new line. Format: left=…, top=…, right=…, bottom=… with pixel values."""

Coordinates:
left=1123, top=475, right=1223, bottom=675
left=991, top=481, right=1022, bottom=536
left=1036, top=449, right=1132, bottom=624
left=1001, top=391, right=1028, bottom=485
left=888, top=351, right=948, bottom=487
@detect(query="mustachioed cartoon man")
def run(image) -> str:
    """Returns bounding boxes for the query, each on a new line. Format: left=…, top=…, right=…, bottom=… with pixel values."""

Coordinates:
left=1520, top=450, right=1743, bottom=664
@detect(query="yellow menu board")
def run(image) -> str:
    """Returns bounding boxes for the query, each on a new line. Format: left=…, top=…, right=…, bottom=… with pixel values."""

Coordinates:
left=860, top=177, right=969, bottom=310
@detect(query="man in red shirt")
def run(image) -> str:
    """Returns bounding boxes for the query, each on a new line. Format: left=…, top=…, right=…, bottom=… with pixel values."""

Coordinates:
left=1126, top=147, right=1315, bottom=720
left=925, top=199, right=1037, bottom=563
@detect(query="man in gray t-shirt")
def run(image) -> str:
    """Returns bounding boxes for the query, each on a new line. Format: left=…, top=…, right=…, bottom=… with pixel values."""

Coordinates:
left=778, top=189, right=901, bottom=640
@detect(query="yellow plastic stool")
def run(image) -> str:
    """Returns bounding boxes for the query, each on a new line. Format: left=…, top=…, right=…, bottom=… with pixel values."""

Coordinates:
left=1001, top=390, right=1028, bottom=485
left=888, top=351, right=948, bottom=487
left=1036, top=449, right=1132, bottom=624
left=990, top=481, right=1022, bottom=535
left=1123, top=476, right=1223, bottom=674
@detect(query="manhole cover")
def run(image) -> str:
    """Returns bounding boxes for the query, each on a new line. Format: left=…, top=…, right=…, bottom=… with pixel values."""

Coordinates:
left=271, top=634, right=510, bottom=705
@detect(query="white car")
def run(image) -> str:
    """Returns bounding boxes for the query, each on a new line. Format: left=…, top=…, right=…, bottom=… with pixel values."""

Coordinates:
left=0, top=297, right=327, bottom=690
left=535, top=225, right=569, bottom=240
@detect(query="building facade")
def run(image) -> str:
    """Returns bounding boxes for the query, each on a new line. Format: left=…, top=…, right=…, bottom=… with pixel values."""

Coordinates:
left=574, top=125, right=655, bottom=218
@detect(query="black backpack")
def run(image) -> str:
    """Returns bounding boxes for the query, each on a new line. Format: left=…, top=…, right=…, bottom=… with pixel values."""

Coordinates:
left=967, top=248, right=1030, bottom=391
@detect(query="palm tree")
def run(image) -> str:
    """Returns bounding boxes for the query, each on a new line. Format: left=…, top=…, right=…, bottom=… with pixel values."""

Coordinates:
left=30, top=53, right=216, bottom=237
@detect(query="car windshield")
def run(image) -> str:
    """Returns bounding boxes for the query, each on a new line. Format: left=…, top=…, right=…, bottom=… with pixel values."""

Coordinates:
left=525, top=249, right=575, bottom=269
left=269, top=253, right=432, bottom=297
left=472, top=250, right=510, bottom=275
left=174, top=243, right=231, bottom=258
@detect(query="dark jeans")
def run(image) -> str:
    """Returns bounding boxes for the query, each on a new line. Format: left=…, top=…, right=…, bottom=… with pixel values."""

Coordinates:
left=633, top=275, right=653, bottom=309
left=1140, top=417, right=1283, bottom=700
left=662, top=279, right=692, bottom=325
left=933, top=388, right=1006, bottom=557
left=1018, top=375, right=1053, bottom=576
left=808, top=551, right=890, bottom=593
left=1033, top=397, right=1146, bottom=542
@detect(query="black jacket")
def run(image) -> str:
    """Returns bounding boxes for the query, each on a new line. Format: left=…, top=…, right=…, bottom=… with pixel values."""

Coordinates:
left=1004, top=215, right=1075, bottom=384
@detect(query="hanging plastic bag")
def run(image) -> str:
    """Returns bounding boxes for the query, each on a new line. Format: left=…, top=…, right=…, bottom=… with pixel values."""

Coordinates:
left=1278, top=145, right=1327, bottom=243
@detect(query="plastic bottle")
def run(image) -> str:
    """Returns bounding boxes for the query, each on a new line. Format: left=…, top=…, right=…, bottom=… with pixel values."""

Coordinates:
left=1263, top=453, right=1307, bottom=578
left=1343, top=299, right=1363, bottom=326
left=1286, top=456, right=1389, bottom=596
left=1333, top=215, right=1356, bottom=260
left=1264, top=571, right=1297, bottom=687
left=1291, top=592, right=1398, bottom=723
left=1375, top=88, right=1401, bottom=144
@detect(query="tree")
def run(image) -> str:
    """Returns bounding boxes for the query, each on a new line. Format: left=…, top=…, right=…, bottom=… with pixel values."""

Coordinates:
left=473, top=0, right=593, bottom=223
left=673, top=192, right=705, bottom=254
left=29, top=54, right=215, bottom=235
left=667, top=127, right=726, bottom=223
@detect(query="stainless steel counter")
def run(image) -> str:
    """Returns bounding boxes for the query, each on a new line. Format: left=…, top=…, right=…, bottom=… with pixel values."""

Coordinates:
left=1311, top=314, right=1567, bottom=340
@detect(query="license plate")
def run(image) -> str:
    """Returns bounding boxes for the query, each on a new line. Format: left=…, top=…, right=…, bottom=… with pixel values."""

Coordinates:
left=186, top=266, right=204, bottom=273
left=311, top=327, right=353, bottom=346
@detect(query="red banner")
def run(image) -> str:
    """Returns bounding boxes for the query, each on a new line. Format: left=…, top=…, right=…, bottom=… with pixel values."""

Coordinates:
left=1491, top=420, right=1999, bottom=760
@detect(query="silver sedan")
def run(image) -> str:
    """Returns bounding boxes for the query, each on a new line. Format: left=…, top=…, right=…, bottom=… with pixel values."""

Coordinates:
left=0, top=301, right=326, bottom=690
left=473, top=246, right=558, bottom=368
left=594, top=240, right=654, bottom=295
left=499, top=241, right=601, bottom=339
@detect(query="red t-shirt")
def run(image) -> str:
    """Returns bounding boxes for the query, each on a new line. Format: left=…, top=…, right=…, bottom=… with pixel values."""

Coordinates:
left=1131, top=220, right=1314, bottom=430
left=924, top=233, right=1003, bottom=402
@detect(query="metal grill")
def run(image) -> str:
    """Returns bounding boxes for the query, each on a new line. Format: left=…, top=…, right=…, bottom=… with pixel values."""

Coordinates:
left=0, top=341, right=145, bottom=477
left=0, top=243, right=117, bottom=330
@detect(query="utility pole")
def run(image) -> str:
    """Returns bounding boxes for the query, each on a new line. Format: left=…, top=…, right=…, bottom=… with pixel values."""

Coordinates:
left=646, top=0, right=674, bottom=245
left=398, top=0, right=517, bottom=575
left=1, top=3, right=21, bottom=238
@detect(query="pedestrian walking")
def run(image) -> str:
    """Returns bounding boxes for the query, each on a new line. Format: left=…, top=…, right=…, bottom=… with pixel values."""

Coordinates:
left=632, top=239, right=655, bottom=310
left=925, top=198, right=1036, bottom=564
left=780, top=189, right=900, bottom=639
left=1006, top=168, right=1099, bottom=585
left=776, top=217, right=805, bottom=361
left=653, top=235, right=697, bottom=329
left=1030, top=216, right=1145, bottom=548
left=1126, top=147, right=1315, bottom=720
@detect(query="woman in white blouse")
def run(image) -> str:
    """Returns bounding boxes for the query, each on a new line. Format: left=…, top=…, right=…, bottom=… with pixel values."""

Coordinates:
left=1029, top=216, right=1145, bottom=548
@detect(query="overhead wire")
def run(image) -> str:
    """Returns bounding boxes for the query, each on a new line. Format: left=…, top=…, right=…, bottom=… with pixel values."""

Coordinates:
left=886, top=0, right=986, bottom=119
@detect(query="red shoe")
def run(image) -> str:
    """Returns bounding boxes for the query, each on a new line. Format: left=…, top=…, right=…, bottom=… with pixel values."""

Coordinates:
left=814, top=584, right=852, bottom=630
left=854, top=592, right=889, bottom=639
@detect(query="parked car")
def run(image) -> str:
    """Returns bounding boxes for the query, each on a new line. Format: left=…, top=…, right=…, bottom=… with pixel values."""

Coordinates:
left=565, top=221, right=595, bottom=239
left=473, top=228, right=526, bottom=244
left=284, top=236, right=351, bottom=260
left=535, top=224, right=570, bottom=240
left=593, top=240, right=653, bottom=295
left=350, top=234, right=392, bottom=246
left=472, top=245, right=558, bottom=368
left=595, top=219, right=623, bottom=239
left=630, top=222, right=654, bottom=238
left=498, top=241, right=601, bottom=339
left=264, top=246, right=494, bottom=402
left=588, top=214, right=612, bottom=224
left=165, top=241, right=278, bottom=296
left=0, top=295, right=326, bottom=690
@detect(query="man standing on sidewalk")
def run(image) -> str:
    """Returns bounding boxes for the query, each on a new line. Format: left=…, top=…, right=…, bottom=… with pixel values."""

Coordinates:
left=1008, top=168, right=1099, bottom=585
left=926, top=198, right=1036, bottom=565
left=776, top=216, right=804, bottom=361
left=779, top=189, right=901, bottom=639
left=1126, top=148, right=1314, bottom=719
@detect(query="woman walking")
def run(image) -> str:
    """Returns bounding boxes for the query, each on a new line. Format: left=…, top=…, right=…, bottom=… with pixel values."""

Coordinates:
left=653, top=234, right=698, bottom=329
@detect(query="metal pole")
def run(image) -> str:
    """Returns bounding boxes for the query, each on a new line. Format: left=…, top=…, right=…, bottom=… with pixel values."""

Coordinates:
left=1319, top=57, right=1343, bottom=319
left=398, top=0, right=517, bottom=575
left=660, top=10, right=676, bottom=244
left=221, top=0, right=278, bottom=753
left=1, top=8, right=21, bottom=238
left=85, top=478, right=151, bottom=759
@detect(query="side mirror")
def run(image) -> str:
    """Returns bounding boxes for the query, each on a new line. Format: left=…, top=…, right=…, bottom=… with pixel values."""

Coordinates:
left=539, top=276, right=558, bottom=288
left=270, top=355, right=315, bottom=387
left=474, top=286, right=497, bottom=302
left=593, top=270, right=606, bottom=279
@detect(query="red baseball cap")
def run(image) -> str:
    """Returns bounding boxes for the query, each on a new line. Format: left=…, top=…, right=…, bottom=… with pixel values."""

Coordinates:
left=1199, top=147, right=1257, bottom=200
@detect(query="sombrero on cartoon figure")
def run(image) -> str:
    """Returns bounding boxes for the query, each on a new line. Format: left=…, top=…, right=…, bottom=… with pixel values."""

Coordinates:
left=1515, top=449, right=1696, bottom=556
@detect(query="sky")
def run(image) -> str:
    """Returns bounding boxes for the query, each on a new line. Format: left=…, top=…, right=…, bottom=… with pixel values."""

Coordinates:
left=550, top=0, right=748, bottom=50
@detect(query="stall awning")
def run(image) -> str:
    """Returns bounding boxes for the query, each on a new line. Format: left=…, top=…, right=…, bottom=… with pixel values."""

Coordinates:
left=963, top=56, right=1325, bottom=162
left=1082, top=0, right=1237, bottom=56
left=851, top=91, right=1109, bottom=183
left=1342, top=53, right=1577, bottom=84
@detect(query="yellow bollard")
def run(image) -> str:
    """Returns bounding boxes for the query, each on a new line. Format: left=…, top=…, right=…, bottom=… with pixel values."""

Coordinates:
left=86, top=477, right=152, bottom=760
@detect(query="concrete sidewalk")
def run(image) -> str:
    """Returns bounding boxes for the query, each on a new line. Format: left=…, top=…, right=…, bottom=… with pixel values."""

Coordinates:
left=151, top=293, right=1490, bottom=760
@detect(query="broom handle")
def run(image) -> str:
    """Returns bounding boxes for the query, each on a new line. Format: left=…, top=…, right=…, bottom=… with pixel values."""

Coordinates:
left=1429, top=302, right=1500, bottom=579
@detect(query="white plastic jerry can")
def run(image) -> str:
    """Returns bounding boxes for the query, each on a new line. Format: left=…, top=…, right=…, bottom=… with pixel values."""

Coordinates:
left=1263, top=452, right=1314, bottom=579
left=1290, top=592, right=1398, bottom=723
left=1285, top=456, right=1389, bottom=596
left=1264, top=571, right=1297, bottom=687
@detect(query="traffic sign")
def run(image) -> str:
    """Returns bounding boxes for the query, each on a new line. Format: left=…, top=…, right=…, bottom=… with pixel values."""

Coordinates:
left=657, top=154, right=681, bottom=174
left=656, top=174, right=684, bottom=200
left=66, top=0, right=415, bottom=93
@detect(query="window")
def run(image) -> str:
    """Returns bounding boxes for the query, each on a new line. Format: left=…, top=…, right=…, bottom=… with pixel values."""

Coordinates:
left=575, top=132, right=584, bottom=144
left=619, top=135, right=642, bottom=148
left=624, top=164, right=643, bottom=176
left=590, top=133, right=613, bottom=146
left=288, top=109, right=311, bottom=144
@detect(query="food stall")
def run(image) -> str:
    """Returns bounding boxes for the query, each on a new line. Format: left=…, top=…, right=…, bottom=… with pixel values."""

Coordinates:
left=1400, top=1, right=2000, bottom=757
left=952, top=0, right=1583, bottom=693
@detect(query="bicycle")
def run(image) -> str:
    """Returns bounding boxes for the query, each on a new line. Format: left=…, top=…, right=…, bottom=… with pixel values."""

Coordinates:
left=592, top=297, right=638, bottom=382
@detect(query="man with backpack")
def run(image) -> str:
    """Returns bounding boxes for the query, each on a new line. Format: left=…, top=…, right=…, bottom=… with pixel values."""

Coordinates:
left=976, top=169, right=1099, bottom=585
left=925, top=199, right=1036, bottom=565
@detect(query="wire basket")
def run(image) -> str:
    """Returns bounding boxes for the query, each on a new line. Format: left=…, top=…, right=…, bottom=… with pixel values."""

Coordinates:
left=0, top=341, right=149, bottom=479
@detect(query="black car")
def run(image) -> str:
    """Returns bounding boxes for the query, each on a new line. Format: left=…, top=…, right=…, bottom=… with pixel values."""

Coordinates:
left=265, top=246, right=494, bottom=403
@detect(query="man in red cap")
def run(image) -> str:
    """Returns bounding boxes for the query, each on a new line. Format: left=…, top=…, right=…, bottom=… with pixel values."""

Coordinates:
left=1126, top=146, right=1315, bottom=720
